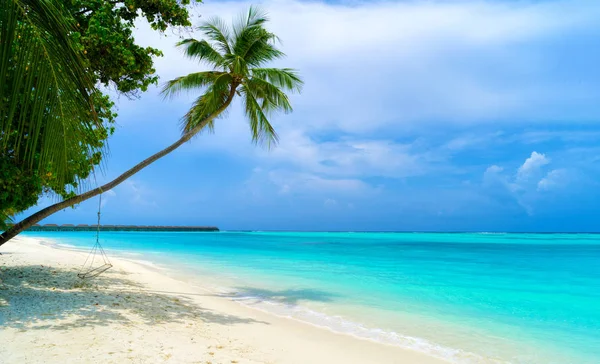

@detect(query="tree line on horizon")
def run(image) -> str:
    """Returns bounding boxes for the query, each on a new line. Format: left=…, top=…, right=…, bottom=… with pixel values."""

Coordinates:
left=0, top=0, right=302, bottom=245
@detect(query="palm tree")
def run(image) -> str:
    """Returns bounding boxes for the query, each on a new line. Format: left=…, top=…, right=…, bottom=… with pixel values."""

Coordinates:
left=0, top=6, right=302, bottom=245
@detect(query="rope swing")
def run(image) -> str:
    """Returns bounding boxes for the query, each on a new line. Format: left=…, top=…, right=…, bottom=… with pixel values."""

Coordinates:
left=77, top=192, right=112, bottom=279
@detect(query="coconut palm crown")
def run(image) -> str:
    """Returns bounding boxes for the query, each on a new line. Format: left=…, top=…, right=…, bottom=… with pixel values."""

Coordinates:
left=162, top=6, right=303, bottom=146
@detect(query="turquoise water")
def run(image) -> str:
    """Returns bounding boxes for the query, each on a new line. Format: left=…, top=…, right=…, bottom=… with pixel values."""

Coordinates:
left=23, top=231, right=600, bottom=363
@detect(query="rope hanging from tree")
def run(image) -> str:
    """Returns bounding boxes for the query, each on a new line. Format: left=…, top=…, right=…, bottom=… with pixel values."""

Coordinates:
left=77, top=192, right=112, bottom=279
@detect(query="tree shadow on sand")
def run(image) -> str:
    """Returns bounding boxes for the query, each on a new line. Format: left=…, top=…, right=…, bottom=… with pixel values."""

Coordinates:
left=0, top=265, right=268, bottom=331
left=221, top=286, right=340, bottom=305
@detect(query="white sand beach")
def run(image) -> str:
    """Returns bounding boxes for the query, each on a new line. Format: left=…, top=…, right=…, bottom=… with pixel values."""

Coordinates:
left=0, top=236, right=447, bottom=364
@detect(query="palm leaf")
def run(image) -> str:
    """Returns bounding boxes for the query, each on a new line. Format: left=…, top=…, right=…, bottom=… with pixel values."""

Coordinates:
left=161, top=71, right=225, bottom=99
left=244, top=77, right=293, bottom=115
left=177, top=38, right=226, bottom=69
left=243, top=37, right=285, bottom=67
left=198, top=17, right=233, bottom=55
left=241, top=84, right=279, bottom=147
left=232, top=7, right=279, bottom=67
left=251, top=68, right=303, bottom=93
left=181, top=73, right=233, bottom=133
left=0, top=0, right=100, bottom=187
left=232, top=6, right=268, bottom=40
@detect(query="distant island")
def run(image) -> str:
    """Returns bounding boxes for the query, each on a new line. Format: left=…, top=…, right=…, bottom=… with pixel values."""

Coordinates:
left=26, top=224, right=219, bottom=232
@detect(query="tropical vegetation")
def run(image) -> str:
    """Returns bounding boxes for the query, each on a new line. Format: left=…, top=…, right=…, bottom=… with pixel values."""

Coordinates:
left=0, top=0, right=200, bottom=230
left=0, top=6, right=302, bottom=245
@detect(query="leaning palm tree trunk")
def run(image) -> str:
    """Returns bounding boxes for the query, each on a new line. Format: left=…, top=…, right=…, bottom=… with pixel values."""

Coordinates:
left=0, top=89, right=235, bottom=246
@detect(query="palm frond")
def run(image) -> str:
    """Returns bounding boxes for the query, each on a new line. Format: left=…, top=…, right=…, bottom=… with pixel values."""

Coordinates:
left=181, top=73, right=233, bottom=133
left=161, top=71, right=225, bottom=99
left=251, top=68, right=303, bottom=93
left=231, top=7, right=281, bottom=67
left=241, top=84, right=279, bottom=148
left=243, top=37, right=285, bottom=67
left=244, top=77, right=293, bottom=115
left=0, top=0, right=100, bottom=187
left=232, top=6, right=268, bottom=40
left=223, top=53, right=248, bottom=75
left=177, top=38, right=226, bottom=69
left=198, top=17, right=232, bottom=55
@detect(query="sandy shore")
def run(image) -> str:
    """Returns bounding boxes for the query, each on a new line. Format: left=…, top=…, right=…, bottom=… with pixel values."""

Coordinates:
left=0, top=236, right=448, bottom=364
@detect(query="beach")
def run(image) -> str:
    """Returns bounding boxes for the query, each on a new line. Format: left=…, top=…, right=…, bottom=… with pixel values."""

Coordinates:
left=3, top=0, right=599, bottom=363
left=0, top=236, right=447, bottom=364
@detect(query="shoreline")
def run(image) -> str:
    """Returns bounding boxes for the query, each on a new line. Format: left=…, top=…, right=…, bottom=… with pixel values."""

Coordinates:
left=1, top=236, right=449, bottom=364
left=31, top=235, right=499, bottom=363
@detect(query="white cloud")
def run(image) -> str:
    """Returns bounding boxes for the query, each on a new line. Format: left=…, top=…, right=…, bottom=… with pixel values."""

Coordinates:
left=517, top=151, right=550, bottom=181
left=538, top=169, right=568, bottom=191
left=518, top=130, right=600, bottom=144
left=483, top=165, right=505, bottom=185
left=444, top=131, right=505, bottom=151
left=242, top=168, right=376, bottom=202
left=483, top=152, right=573, bottom=214
left=263, top=131, right=428, bottom=179
left=267, top=170, right=373, bottom=194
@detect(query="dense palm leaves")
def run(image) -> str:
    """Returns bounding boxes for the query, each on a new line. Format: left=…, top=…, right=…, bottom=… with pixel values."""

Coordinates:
left=0, top=0, right=100, bottom=182
left=0, top=0, right=104, bottom=228
left=0, top=7, right=301, bottom=245
left=162, top=6, right=302, bottom=146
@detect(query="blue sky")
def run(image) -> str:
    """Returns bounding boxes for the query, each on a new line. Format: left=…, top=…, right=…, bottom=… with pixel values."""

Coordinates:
left=25, top=0, right=600, bottom=231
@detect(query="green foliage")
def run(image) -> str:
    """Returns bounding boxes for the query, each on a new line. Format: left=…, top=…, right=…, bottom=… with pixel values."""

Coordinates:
left=0, top=157, right=42, bottom=229
left=0, top=0, right=99, bottom=180
left=68, top=0, right=200, bottom=95
left=0, top=0, right=200, bottom=227
left=0, top=0, right=101, bottom=227
left=162, top=6, right=303, bottom=147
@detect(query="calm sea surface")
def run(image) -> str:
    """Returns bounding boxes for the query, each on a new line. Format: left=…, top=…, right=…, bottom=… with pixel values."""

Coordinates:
left=23, top=231, right=600, bottom=363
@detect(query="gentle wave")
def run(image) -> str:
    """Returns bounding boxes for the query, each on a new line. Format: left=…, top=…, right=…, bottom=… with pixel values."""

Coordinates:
left=223, top=290, right=502, bottom=364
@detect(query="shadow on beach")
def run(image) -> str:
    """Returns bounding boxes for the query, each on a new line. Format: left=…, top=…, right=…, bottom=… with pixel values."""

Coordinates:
left=222, top=286, right=340, bottom=305
left=0, top=264, right=268, bottom=330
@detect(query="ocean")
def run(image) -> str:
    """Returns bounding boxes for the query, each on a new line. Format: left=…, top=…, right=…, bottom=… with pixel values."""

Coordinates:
left=23, top=231, right=600, bottom=363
